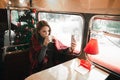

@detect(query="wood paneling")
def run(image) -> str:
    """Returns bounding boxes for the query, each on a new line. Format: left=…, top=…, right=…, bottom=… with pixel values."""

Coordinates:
left=32, top=0, right=120, bottom=15
left=0, top=0, right=8, bottom=8
left=0, top=0, right=120, bottom=18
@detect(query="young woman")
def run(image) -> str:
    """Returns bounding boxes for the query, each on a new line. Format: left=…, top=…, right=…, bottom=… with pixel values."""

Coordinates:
left=29, top=20, right=77, bottom=74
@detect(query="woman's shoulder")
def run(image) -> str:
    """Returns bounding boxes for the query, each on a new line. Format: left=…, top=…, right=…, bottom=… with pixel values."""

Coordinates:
left=31, top=34, right=37, bottom=40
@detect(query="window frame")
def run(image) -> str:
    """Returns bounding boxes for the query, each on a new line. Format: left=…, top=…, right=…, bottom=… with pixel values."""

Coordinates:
left=88, top=15, right=120, bottom=76
left=37, top=11, right=85, bottom=55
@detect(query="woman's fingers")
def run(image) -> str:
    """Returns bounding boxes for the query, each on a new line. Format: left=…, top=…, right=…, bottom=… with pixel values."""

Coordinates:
left=71, top=41, right=76, bottom=51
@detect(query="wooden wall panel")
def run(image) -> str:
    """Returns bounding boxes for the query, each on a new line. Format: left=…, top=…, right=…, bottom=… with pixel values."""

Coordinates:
left=111, top=0, right=120, bottom=9
left=32, top=0, right=120, bottom=15
left=89, top=0, right=109, bottom=9
left=0, top=0, right=120, bottom=15
left=0, top=0, right=8, bottom=8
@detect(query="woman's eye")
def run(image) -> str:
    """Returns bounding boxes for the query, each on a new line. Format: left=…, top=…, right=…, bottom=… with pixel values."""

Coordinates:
left=42, top=31, right=46, bottom=33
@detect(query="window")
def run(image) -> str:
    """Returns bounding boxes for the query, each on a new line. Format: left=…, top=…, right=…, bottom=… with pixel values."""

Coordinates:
left=88, top=15, right=120, bottom=75
left=38, top=12, right=84, bottom=53
left=4, top=9, right=37, bottom=52
left=6, top=11, right=84, bottom=54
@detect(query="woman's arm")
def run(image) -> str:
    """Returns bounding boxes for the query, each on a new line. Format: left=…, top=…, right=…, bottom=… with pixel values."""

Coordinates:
left=37, top=36, right=52, bottom=63
left=38, top=45, right=47, bottom=63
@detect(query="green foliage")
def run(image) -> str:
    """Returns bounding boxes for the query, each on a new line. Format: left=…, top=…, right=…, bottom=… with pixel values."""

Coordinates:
left=14, top=9, right=37, bottom=46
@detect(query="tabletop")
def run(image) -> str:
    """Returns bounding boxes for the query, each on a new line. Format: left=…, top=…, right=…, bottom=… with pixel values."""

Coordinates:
left=25, top=58, right=109, bottom=80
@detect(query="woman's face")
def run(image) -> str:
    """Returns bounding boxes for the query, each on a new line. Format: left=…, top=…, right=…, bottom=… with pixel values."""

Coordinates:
left=38, top=26, right=50, bottom=38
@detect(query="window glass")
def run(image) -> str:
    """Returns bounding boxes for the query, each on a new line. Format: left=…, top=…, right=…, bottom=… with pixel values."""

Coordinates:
left=5, top=10, right=37, bottom=52
left=11, top=10, right=19, bottom=22
left=38, top=12, right=84, bottom=53
left=89, top=15, right=120, bottom=74
left=7, top=11, right=84, bottom=54
left=92, top=17, right=120, bottom=35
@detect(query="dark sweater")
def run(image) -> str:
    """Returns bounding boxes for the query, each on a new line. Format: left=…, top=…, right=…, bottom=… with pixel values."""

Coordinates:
left=29, top=35, right=69, bottom=74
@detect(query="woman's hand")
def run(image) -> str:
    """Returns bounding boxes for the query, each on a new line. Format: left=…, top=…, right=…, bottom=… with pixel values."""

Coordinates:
left=69, top=41, right=77, bottom=52
left=43, top=36, right=51, bottom=46
left=43, top=35, right=54, bottom=46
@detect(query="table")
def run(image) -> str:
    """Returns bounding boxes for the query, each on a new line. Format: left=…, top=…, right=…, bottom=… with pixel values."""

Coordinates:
left=25, top=58, right=109, bottom=80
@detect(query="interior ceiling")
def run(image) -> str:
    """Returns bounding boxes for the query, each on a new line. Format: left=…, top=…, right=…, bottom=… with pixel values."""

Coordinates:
left=0, top=0, right=120, bottom=15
